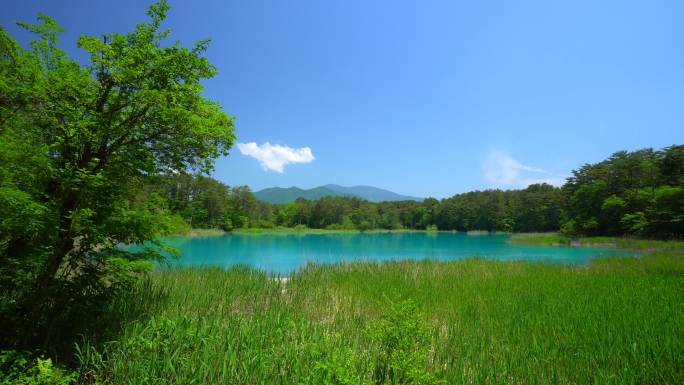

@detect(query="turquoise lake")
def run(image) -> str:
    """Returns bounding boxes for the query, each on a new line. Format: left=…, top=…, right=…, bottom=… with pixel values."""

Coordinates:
left=159, top=232, right=636, bottom=275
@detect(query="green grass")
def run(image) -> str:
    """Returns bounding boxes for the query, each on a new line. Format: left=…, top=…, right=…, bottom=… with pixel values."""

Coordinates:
left=507, top=232, right=572, bottom=246
left=509, top=232, right=684, bottom=252
left=576, top=236, right=684, bottom=253
left=77, top=252, right=684, bottom=384
left=184, top=228, right=228, bottom=237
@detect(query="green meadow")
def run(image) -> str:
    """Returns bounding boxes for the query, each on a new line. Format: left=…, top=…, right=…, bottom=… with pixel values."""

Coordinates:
left=74, top=248, right=684, bottom=384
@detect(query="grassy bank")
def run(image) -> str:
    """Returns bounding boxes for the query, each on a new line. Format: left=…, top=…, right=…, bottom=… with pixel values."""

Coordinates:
left=76, top=252, right=684, bottom=384
left=509, top=232, right=684, bottom=252
left=507, top=232, right=571, bottom=246
left=184, top=228, right=228, bottom=237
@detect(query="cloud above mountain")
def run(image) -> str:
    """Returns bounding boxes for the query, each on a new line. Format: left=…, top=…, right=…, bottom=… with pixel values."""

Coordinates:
left=483, top=151, right=566, bottom=188
left=237, top=142, right=314, bottom=173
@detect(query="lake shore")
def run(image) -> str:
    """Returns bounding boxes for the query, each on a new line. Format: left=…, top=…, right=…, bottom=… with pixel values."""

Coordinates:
left=175, top=227, right=447, bottom=237
left=508, top=232, right=684, bottom=252
left=177, top=227, right=520, bottom=237
left=178, top=228, right=682, bottom=253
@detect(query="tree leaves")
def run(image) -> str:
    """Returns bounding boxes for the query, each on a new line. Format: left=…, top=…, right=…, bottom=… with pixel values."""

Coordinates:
left=0, top=0, right=235, bottom=350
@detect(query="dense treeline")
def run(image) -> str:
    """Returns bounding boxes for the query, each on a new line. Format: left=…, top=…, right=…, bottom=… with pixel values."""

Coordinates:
left=152, top=174, right=564, bottom=232
left=142, top=173, right=273, bottom=230
left=274, top=182, right=564, bottom=232
left=562, top=145, right=684, bottom=237
left=155, top=145, right=683, bottom=238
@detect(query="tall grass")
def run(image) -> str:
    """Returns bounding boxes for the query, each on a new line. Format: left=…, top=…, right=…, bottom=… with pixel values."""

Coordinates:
left=507, top=232, right=571, bottom=246
left=78, top=254, right=684, bottom=384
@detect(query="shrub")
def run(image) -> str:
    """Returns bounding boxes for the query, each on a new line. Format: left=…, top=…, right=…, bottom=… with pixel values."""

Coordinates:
left=370, top=298, right=440, bottom=385
left=294, top=224, right=309, bottom=232
left=0, top=350, right=77, bottom=385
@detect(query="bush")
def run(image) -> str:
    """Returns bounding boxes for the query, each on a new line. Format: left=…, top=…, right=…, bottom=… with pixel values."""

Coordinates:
left=304, top=297, right=440, bottom=385
left=222, top=217, right=234, bottom=231
left=0, top=350, right=77, bottom=385
left=304, top=339, right=367, bottom=385
left=369, top=298, right=440, bottom=385
left=258, top=219, right=276, bottom=229
left=293, top=224, right=309, bottom=232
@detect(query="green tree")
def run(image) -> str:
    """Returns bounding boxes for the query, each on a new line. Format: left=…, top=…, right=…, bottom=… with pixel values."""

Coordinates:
left=0, top=1, right=235, bottom=349
left=562, top=146, right=684, bottom=238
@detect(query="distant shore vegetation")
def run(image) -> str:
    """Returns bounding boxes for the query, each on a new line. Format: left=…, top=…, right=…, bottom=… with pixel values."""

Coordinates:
left=153, top=144, right=683, bottom=240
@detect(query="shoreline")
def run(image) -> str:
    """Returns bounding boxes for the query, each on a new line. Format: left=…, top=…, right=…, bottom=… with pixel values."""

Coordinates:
left=508, top=232, right=684, bottom=252
left=175, top=227, right=519, bottom=237
left=172, top=229, right=682, bottom=253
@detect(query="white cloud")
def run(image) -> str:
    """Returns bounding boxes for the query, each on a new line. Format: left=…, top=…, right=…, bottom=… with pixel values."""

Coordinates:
left=483, top=151, right=566, bottom=188
left=237, top=142, right=314, bottom=173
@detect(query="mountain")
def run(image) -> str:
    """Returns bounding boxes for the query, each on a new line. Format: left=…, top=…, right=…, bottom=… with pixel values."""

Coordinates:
left=323, top=184, right=422, bottom=202
left=254, top=184, right=422, bottom=204
left=253, top=186, right=352, bottom=204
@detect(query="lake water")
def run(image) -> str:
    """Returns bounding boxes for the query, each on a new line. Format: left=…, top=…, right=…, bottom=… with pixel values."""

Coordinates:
left=159, top=232, right=636, bottom=274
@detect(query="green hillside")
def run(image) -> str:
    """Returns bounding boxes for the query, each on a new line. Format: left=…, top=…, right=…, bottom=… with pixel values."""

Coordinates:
left=255, top=184, right=421, bottom=203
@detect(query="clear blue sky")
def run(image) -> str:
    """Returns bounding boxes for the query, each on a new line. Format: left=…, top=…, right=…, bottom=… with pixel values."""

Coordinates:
left=3, top=0, right=683, bottom=198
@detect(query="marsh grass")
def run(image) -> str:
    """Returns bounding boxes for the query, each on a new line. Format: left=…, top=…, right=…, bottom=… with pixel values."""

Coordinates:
left=184, top=228, right=228, bottom=237
left=509, top=232, right=684, bottom=252
left=507, top=232, right=572, bottom=246
left=78, top=254, right=684, bottom=384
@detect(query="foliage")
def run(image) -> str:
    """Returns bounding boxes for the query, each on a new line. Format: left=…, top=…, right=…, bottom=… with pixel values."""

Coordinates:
left=0, top=350, right=77, bottom=385
left=369, top=298, right=439, bottom=385
left=152, top=176, right=566, bottom=234
left=144, top=173, right=273, bottom=230
left=0, top=0, right=234, bottom=353
left=304, top=342, right=366, bottom=385
left=143, top=145, right=684, bottom=241
left=562, top=145, right=684, bottom=238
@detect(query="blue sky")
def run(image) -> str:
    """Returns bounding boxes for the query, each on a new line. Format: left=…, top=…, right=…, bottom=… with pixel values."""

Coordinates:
left=3, top=1, right=683, bottom=198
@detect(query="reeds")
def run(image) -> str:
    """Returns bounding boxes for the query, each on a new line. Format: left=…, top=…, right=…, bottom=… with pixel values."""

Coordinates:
left=78, top=253, right=684, bottom=384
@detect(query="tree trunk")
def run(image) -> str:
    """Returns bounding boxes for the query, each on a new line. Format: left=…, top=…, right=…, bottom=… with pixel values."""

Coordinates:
left=23, top=191, right=78, bottom=348
left=36, top=192, right=78, bottom=292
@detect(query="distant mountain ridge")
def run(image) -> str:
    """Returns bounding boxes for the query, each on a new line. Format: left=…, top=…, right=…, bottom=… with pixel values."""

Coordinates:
left=254, top=184, right=422, bottom=204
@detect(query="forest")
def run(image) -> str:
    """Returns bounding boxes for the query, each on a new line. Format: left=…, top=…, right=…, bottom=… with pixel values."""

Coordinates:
left=151, top=144, right=683, bottom=238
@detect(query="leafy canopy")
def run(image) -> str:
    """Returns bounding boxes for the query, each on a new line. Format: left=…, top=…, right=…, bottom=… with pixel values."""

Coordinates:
left=0, top=0, right=235, bottom=349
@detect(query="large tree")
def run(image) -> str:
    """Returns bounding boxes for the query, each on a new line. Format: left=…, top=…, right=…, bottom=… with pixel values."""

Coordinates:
left=0, top=1, right=235, bottom=348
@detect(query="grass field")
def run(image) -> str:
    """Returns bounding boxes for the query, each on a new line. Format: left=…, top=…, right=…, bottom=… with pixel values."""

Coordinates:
left=76, top=250, right=684, bottom=384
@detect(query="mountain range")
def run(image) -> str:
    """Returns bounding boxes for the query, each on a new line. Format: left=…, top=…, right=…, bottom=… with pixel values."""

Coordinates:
left=254, top=184, right=422, bottom=204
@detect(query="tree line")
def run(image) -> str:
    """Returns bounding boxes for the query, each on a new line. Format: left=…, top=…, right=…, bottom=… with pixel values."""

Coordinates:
left=148, top=175, right=564, bottom=233
left=150, top=145, right=683, bottom=238
left=562, top=145, right=683, bottom=237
